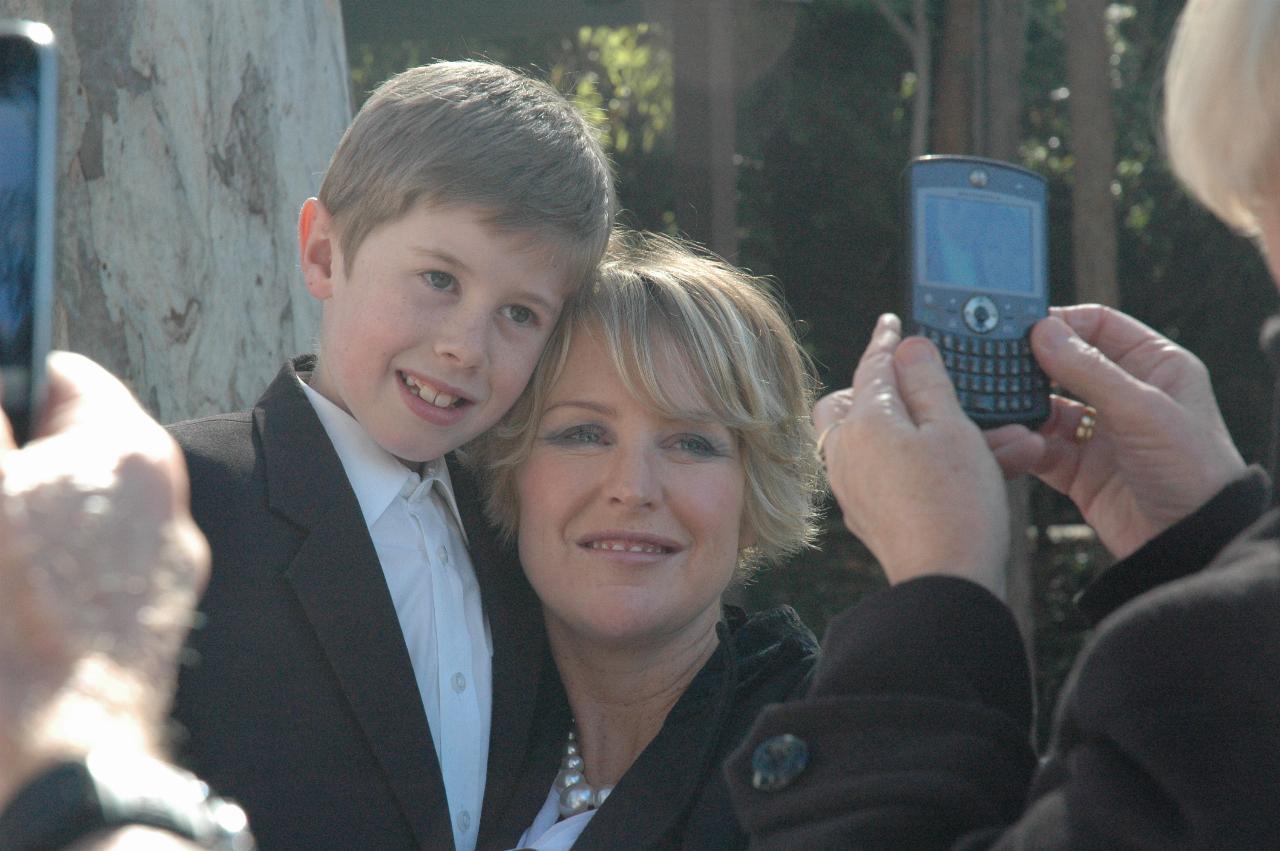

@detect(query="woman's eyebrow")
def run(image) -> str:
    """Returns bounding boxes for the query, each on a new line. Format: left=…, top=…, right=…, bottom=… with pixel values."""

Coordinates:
left=542, top=400, right=615, bottom=417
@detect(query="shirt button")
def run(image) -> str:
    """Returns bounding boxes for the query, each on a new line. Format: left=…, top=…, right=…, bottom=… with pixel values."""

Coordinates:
left=750, top=734, right=809, bottom=791
left=458, top=810, right=471, bottom=832
left=452, top=672, right=467, bottom=693
left=438, top=546, right=449, bottom=565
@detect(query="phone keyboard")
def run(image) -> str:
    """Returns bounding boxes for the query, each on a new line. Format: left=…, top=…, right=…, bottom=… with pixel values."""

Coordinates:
left=920, top=326, right=1048, bottom=417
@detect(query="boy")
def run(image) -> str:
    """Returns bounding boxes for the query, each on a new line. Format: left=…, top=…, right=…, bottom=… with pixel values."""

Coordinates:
left=169, top=61, right=614, bottom=851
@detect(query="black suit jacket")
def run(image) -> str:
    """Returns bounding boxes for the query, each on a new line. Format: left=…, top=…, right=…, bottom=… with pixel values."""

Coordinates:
left=170, top=357, right=549, bottom=850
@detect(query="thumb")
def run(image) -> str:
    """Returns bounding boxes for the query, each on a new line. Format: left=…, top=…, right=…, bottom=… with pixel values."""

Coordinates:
left=893, top=336, right=963, bottom=426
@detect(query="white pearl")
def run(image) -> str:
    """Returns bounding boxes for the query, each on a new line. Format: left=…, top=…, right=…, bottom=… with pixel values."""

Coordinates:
left=555, top=770, right=584, bottom=792
left=559, top=782, right=595, bottom=817
left=563, top=754, right=584, bottom=772
left=593, top=787, right=613, bottom=807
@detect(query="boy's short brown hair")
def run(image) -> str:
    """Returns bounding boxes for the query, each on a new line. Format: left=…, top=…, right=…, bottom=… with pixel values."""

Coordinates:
left=319, top=60, right=615, bottom=290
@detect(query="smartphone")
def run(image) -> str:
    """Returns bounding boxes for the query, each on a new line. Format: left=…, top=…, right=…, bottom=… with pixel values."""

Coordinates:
left=906, top=155, right=1050, bottom=429
left=0, top=20, right=55, bottom=445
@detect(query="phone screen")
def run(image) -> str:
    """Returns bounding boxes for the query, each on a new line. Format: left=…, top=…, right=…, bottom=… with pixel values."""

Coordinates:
left=921, top=194, right=1036, bottom=295
left=0, top=34, right=38, bottom=378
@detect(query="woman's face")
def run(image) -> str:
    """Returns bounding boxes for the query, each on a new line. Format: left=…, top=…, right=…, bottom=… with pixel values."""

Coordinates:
left=514, top=328, right=749, bottom=652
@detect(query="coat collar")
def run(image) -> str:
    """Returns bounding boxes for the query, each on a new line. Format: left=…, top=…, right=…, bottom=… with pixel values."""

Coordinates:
left=566, top=606, right=817, bottom=850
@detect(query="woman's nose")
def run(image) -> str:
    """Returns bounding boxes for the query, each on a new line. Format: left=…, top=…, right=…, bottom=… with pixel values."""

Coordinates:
left=604, top=445, right=659, bottom=509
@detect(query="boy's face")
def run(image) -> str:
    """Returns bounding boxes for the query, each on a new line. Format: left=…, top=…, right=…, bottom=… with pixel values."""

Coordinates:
left=300, top=199, right=574, bottom=464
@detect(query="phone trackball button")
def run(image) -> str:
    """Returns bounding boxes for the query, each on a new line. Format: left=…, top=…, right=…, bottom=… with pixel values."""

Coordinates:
left=963, top=296, right=999, bottom=334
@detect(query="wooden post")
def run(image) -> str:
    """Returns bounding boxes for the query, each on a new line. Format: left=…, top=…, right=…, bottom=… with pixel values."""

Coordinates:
left=670, top=0, right=738, bottom=261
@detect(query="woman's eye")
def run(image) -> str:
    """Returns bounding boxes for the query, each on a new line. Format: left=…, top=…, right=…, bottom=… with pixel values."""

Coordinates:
left=421, top=270, right=456, bottom=291
left=549, top=425, right=605, bottom=446
left=502, top=304, right=537, bottom=326
left=673, top=434, right=723, bottom=457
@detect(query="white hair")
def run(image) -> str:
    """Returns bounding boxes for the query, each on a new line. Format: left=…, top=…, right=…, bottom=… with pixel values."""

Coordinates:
left=1165, top=0, right=1280, bottom=233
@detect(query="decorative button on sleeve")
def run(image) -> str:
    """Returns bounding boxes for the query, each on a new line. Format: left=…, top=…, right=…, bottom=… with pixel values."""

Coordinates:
left=750, top=734, right=809, bottom=791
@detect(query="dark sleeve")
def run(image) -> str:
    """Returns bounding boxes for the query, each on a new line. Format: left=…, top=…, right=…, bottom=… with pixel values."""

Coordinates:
left=993, top=535, right=1280, bottom=850
left=1076, top=467, right=1270, bottom=623
left=724, top=576, right=1036, bottom=850
left=725, top=471, right=1280, bottom=850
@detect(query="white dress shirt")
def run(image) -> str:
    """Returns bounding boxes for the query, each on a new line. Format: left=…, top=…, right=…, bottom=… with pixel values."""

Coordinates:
left=302, top=380, right=492, bottom=851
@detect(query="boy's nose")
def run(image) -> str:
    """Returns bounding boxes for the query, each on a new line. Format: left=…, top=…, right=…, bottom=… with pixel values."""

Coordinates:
left=434, top=317, right=486, bottom=369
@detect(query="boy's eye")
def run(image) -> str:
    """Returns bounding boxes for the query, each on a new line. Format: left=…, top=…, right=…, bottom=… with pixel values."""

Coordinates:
left=502, top=304, right=537, bottom=326
left=421, top=270, right=456, bottom=290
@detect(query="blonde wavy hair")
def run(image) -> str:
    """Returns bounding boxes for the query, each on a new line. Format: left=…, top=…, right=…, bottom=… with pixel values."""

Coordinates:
left=469, top=230, right=823, bottom=572
left=1165, top=0, right=1280, bottom=233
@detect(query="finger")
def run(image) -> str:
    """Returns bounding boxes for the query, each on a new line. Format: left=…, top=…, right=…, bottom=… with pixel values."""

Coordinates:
left=25, top=353, right=190, bottom=513
left=1038, top=394, right=1100, bottom=446
left=1050, top=304, right=1159, bottom=356
left=1048, top=305, right=1192, bottom=386
left=1031, top=316, right=1170, bottom=425
left=851, top=313, right=902, bottom=393
left=39, top=351, right=138, bottom=436
left=0, top=369, right=14, bottom=455
left=815, top=315, right=902, bottom=436
left=812, top=389, right=854, bottom=437
left=985, top=424, right=1045, bottom=479
left=892, top=336, right=964, bottom=427
left=1011, top=396, right=1097, bottom=495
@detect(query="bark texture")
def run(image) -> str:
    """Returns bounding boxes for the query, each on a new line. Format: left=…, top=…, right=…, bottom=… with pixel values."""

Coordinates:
left=0, top=0, right=350, bottom=420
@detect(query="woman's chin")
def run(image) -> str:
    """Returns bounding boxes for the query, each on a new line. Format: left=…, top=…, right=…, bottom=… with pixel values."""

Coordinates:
left=545, top=594, right=721, bottom=655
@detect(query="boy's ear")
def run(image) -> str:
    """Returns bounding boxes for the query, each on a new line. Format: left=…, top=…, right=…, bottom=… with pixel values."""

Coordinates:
left=299, top=197, right=338, bottom=300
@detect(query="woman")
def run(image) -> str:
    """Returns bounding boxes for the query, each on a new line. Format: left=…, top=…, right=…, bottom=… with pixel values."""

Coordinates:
left=726, top=1, right=1280, bottom=846
left=469, top=230, right=824, bottom=849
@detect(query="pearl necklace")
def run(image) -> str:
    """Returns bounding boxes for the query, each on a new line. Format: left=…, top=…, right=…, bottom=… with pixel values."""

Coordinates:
left=555, top=729, right=613, bottom=817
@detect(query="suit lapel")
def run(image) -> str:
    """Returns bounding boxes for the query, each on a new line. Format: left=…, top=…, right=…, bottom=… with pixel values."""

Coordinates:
left=257, top=359, right=455, bottom=850
left=448, top=457, right=553, bottom=848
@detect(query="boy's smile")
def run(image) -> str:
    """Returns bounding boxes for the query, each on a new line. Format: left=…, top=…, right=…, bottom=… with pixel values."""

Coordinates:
left=299, top=199, right=573, bottom=465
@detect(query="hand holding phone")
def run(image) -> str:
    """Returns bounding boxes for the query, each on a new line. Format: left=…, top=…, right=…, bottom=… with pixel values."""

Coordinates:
left=906, top=155, right=1049, bottom=428
left=0, top=20, right=56, bottom=445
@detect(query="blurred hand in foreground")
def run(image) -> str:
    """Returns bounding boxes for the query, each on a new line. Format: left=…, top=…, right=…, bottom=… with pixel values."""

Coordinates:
left=0, top=352, right=209, bottom=804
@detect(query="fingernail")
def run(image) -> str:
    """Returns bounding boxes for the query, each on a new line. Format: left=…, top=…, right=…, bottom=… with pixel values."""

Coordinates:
left=1036, top=316, right=1073, bottom=353
left=897, top=337, right=937, bottom=365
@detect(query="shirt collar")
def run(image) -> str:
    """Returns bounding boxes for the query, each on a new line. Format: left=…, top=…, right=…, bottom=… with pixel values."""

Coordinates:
left=298, top=378, right=469, bottom=541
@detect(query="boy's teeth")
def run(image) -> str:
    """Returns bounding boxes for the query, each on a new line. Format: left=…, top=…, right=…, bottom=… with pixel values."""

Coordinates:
left=401, top=373, right=459, bottom=408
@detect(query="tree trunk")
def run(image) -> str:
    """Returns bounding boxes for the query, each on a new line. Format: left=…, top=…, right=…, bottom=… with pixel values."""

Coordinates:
left=669, top=0, right=738, bottom=261
left=0, top=0, right=350, bottom=421
left=932, top=0, right=978, bottom=153
left=1065, top=0, right=1119, bottom=306
left=982, top=0, right=1027, bottom=162
left=970, top=0, right=1037, bottom=653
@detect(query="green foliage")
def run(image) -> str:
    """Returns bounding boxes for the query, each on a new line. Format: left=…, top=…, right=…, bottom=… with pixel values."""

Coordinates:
left=563, top=25, right=673, bottom=158
left=346, top=24, right=677, bottom=232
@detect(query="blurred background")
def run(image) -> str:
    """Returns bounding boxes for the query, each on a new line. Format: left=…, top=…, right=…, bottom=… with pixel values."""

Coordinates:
left=5, top=0, right=1274, bottom=740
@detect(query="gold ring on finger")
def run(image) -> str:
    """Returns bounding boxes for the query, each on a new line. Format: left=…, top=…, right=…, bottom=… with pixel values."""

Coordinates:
left=1074, top=406, right=1098, bottom=443
left=815, top=419, right=847, bottom=464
